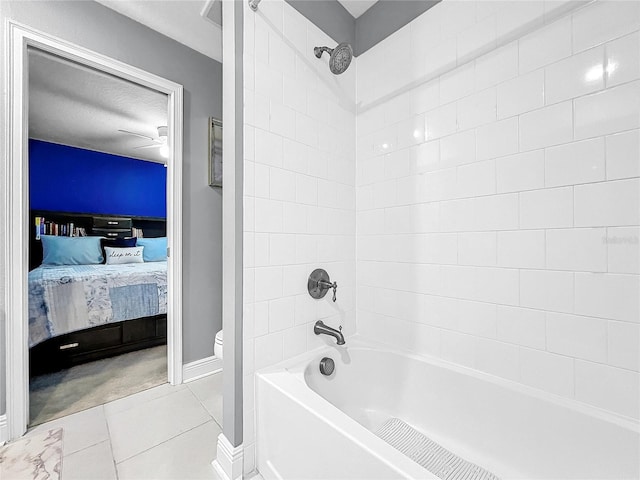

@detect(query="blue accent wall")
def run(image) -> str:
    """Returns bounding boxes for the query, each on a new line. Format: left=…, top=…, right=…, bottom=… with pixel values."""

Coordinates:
left=29, top=139, right=167, bottom=218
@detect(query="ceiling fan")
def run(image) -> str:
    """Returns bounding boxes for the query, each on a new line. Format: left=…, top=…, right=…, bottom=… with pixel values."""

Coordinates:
left=118, top=125, right=168, bottom=158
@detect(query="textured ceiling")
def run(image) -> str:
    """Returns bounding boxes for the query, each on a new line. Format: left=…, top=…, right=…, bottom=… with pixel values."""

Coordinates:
left=29, top=49, right=168, bottom=164
left=337, top=0, right=378, bottom=18
left=96, top=0, right=222, bottom=62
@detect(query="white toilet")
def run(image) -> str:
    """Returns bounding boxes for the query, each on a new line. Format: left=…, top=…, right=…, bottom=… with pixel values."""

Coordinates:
left=214, top=330, right=223, bottom=359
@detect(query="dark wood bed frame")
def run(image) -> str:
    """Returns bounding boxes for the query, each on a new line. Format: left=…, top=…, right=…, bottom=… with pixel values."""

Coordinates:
left=29, top=210, right=168, bottom=377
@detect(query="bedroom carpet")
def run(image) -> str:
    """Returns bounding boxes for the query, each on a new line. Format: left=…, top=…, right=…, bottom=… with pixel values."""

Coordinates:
left=29, top=345, right=167, bottom=426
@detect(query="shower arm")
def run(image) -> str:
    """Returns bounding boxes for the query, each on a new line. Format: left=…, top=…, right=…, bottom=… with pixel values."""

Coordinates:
left=314, top=46, right=334, bottom=59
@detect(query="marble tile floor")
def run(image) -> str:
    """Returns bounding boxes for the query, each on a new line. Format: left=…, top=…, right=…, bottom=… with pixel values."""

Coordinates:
left=13, top=371, right=224, bottom=480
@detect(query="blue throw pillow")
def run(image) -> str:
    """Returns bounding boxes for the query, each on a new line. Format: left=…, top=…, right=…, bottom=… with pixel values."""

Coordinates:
left=136, top=237, right=167, bottom=262
left=41, top=235, right=104, bottom=265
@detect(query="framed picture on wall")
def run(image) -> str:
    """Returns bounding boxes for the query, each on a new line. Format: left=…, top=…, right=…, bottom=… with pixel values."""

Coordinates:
left=208, top=117, right=223, bottom=188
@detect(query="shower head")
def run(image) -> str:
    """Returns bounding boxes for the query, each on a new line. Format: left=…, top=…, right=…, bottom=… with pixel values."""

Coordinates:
left=314, top=42, right=353, bottom=75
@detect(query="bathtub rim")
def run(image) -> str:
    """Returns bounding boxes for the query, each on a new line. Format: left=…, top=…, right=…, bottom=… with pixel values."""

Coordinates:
left=258, top=334, right=640, bottom=434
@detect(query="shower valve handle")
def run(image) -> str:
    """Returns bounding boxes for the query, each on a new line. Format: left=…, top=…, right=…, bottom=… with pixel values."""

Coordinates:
left=319, top=280, right=337, bottom=302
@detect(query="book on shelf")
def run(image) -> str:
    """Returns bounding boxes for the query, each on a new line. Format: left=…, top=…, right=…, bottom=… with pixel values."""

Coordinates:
left=131, top=227, right=144, bottom=238
left=34, top=217, right=87, bottom=238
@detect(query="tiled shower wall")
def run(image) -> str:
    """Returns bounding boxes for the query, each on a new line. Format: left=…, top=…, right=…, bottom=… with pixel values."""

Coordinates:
left=356, top=0, right=639, bottom=419
left=242, top=0, right=357, bottom=471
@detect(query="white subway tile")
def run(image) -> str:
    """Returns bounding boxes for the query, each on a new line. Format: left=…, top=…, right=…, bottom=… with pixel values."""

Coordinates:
left=546, top=312, right=608, bottom=363
left=497, top=69, right=544, bottom=119
left=283, top=325, right=307, bottom=359
left=254, top=198, right=283, bottom=233
left=609, top=321, right=640, bottom=371
left=255, top=61, right=283, bottom=104
left=496, top=0, right=544, bottom=39
left=474, top=337, right=519, bottom=381
left=254, top=301, right=269, bottom=337
left=270, top=102, right=296, bottom=138
left=294, top=294, right=317, bottom=326
left=545, top=46, right=605, bottom=105
left=574, top=178, right=639, bottom=227
left=441, top=330, right=475, bottom=368
left=283, top=203, right=307, bottom=234
left=439, top=63, right=475, bottom=104
left=497, top=230, right=546, bottom=269
left=411, top=80, right=440, bottom=115
left=574, top=81, right=640, bottom=140
left=520, top=186, right=574, bottom=229
left=520, top=101, right=573, bottom=151
left=546, top=228, right=608, bottom=272
left=425, top=103, right=458, bottom=140
left=606, top=130, right=640, bottom=180
left=397, top=115, right=426, bottom=150
left=457, top=88, right=497, bottom=131
left=545, top=138, right=606, bottom=188
left=411, top=141, right=441, bottom=175
left=477, top=117, right=519, bottom=161
left=384, top=149, right=411, bottom=180
left=254, top=163, right=270, bottom=199
left=520, top=348, right=575, bottom=397
left=268, top=296, right=295, bottom=332
left=606, top=32, right=640, bottom=88
left=458, top=232, right=497, bottom=267
left=607, top=227, right=640, bottom=274
left=306, top=92, right=328, bottom=125
left=254, top=266, right=283, bottom=302
left=423, top=39, right=458, bottom=81
left=254, top=332, right=283, bottom=369
left=496, top=306, right=546, bottom=350
left=295, top=174, right=317, bottom=205
left=519, top=17, right=572, bottom=74
left=520, top=269, right=574, bottom=313
left=269, top=167, right=296, bottom=202
left=457, top=13, right=497, bottom=63
left=295, top=112, right=318, bottom=147
left=440, top=130, right=476, bottom=168
left=475, top=267, right=520, bottom=306
left=269, top=234, right=296, bottom=266
left=472, top=193, right=520, bottom=231
left=475, top=42, right=519, bottom=91
left=572, top=0, right=640, bottom=53
left=496, top=150, right=545, bottom=193
left=575, top=360, right=639, bottom=419
left=254, top=233, right=269, bottom=267
left=456, top=160, right=496, bottom=198
left=282, top=139, right=308, bottom=175
left=575, top=272, right=640, bottom=322
left=254, top=129, right=283, bottom=167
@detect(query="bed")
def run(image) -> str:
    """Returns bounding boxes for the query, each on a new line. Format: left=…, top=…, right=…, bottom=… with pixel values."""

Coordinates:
left=28, top=210, right=168, bottom=376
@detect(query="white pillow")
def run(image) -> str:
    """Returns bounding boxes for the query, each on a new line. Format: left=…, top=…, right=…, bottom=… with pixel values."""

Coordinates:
left=104, top=246, right=144, bottom=265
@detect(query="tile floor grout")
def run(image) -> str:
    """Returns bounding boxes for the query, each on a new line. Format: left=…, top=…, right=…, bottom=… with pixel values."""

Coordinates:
left=18, top=371, right=224, bottom=480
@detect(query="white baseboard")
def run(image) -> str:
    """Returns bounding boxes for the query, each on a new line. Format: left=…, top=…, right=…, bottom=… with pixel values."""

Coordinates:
left=212, top=433, right=243, bottom=480
left=183, top=355, right=222, bottom=383
left=0, top=414, right=8, bottom=445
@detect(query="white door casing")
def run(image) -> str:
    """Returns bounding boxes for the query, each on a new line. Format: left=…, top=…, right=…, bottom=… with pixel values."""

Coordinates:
left=3, top=20, right=184, bottom=440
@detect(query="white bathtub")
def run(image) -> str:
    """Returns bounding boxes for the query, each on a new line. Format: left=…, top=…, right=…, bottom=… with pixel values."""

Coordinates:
left=256, top=337, right=639, bottom=479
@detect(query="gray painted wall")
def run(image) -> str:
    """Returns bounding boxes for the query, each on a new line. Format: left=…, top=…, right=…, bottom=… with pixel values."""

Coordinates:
left=285, top=0, right=441, bottom=56
left=0, top=0, right=223, bottom=415
left=285, top=0, right=355, bottom=48
left=355, top=0, right=440, bottom=55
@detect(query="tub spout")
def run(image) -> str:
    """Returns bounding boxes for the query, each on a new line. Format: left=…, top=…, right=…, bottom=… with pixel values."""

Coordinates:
left=314, top=320, right=345, bottom=345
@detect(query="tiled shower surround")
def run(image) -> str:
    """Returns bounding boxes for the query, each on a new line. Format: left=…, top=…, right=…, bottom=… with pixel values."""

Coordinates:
left=242, top=0, right=357, bottom=470
left=244, top=0, right=639, bottom=473
left=356, top=0, right=639, bottom=420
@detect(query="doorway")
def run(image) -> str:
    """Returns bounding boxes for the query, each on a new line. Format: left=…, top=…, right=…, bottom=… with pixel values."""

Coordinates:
left=5, top=21, right=184, bottom=440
